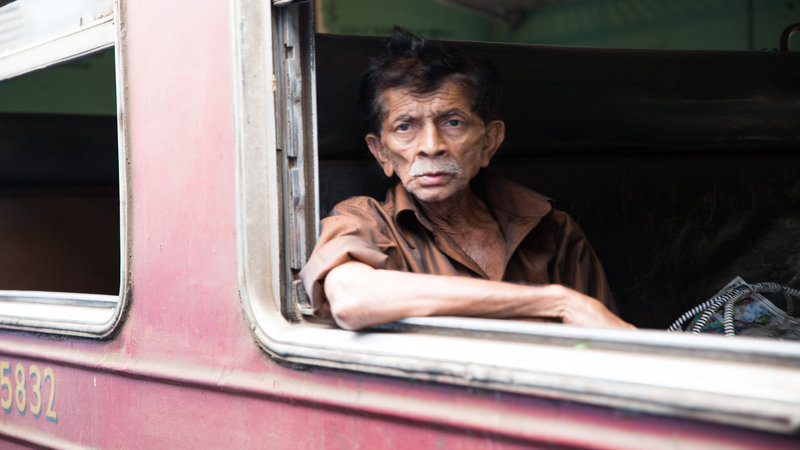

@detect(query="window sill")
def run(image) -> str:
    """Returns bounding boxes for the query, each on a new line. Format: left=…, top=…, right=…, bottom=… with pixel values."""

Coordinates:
left=0, top=290, right=123, bottom=336
left=244, top=306, right=800, bottom=434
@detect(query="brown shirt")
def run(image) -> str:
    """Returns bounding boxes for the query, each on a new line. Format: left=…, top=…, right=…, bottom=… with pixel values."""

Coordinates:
left=300, top=174, right=616, bottom=316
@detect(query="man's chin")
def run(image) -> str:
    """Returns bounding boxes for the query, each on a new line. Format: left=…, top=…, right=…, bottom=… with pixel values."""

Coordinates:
left=408, top=185, right=460, bottom=204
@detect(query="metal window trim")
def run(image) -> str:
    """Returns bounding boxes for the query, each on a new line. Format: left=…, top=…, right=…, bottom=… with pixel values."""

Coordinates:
left=0, top=9, right=115, bottom=82
left=233, top=0, right=800, bottom=435
left=0, top=0, right=131, bottom=338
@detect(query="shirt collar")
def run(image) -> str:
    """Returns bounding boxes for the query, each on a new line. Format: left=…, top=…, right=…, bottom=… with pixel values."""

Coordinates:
left=386, top=171, right=554, bottom=277
left=388, top=171, right=553, bottom=240
left=387, top=179, right=435, bottom=235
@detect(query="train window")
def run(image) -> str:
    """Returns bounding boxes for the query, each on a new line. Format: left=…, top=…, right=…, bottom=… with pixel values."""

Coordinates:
left=234, top=0, right=800, bottom=435
left=0, top=0, right=128, bottom=337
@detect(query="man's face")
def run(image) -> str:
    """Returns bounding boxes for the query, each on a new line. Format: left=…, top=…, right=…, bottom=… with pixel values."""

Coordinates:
left=366, top=80, right=505, bottom=205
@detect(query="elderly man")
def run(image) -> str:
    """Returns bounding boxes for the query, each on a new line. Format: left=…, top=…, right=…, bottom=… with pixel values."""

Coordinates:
left=301, top=28, right=634, bottom=331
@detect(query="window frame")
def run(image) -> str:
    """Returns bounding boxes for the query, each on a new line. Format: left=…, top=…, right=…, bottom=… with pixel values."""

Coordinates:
left=233, top=0, right=800, bottom=435
left=0, top=0, right=130, bottom=338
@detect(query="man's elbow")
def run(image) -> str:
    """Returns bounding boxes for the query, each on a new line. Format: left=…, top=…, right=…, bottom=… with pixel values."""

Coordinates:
left=324, top=264, right=372, bottom=330
left=328, top=293, right=374, bottom=331
left=329, top=303, right=364, bottom=331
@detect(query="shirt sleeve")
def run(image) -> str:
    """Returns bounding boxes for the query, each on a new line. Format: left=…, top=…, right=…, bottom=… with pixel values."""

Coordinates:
left=299, top=197, right=399, bottom=315
left=549, top=210, right=618, bottom=314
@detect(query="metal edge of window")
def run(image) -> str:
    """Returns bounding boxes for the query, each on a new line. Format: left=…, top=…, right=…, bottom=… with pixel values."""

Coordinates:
left=0, top=0, right=131, bottom=338
left=0, top=8, right=115, bottom=82
left=233, top=0, right=800, bottom=435
left=271, top=0, right=319, bottom=319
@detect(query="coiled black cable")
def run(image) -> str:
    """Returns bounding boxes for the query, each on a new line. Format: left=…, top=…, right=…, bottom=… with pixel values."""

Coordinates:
left=667, top=282, right=800, bottom=336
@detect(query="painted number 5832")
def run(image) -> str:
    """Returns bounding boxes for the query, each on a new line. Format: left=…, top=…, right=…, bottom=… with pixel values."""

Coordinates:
left=0, top=360, right=57, bottom=423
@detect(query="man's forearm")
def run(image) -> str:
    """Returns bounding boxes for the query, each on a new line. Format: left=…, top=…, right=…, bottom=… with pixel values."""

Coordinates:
left=324, top=261, right=633, bottom=330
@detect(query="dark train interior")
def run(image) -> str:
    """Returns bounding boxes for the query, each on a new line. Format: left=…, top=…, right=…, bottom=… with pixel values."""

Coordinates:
left=0, top=49, right=119, bottom=296
left=314, top=34, right=800, bottom=329
left=0, top=113, right=119, bottom=295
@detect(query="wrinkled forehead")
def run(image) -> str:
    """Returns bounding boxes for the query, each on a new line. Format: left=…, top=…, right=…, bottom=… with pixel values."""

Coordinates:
left=378, top=79, right=475, bottom=124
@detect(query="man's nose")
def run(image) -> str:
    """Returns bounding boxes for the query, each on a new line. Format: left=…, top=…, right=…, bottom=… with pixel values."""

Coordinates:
left=417, top=122, right=447, bottom=158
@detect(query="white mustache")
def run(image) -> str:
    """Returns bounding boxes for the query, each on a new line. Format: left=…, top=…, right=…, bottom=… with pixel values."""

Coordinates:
left=408, top=159, right=460, bottom=177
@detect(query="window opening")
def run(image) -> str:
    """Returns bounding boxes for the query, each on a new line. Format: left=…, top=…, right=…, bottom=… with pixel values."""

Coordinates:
left=0, top=0, right=127, bottom=337
left=234, top=0, right=800, bottom=435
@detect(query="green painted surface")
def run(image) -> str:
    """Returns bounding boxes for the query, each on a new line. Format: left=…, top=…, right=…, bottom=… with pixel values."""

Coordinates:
left=318, top=0, right=492, bottom=40
left=318, top=0, right=800, bottom=50
left=493, top=0, right=800, bottom=50
left=491, top=0, right=750, bottom=49
left=0, top=49, right=116, bottom=115
left=753, top=0, right=800, bottom=50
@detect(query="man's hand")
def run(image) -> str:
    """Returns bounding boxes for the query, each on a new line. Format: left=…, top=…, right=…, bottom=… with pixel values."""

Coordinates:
left=324, top=261, right=635, bottom=330
left=543, top=284, right=636, bottom=329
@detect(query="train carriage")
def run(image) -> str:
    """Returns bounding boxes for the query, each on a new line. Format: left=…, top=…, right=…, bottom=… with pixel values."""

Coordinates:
left=1, top=0, right=799, bottom=448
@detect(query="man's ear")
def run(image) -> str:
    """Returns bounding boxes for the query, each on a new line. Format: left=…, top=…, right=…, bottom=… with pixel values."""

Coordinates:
left=366, top=133, right=394, bottom=178
left=480, top=120, right=506, bottom=168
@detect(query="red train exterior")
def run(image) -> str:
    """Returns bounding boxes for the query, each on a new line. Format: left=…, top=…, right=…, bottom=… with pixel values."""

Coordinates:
left=1, top=1, right=799, bottom=448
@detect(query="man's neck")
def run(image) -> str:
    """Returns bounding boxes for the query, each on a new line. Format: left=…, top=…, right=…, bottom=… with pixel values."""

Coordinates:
left=418, top=187, right=494, bottom=233
left=418, top=186, right=507, bottom=280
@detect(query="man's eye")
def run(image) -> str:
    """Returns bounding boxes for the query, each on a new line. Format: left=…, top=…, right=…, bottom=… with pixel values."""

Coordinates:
left=396, top=123, right=411, bottom=131
left=445, top=119, right=462, bottom=127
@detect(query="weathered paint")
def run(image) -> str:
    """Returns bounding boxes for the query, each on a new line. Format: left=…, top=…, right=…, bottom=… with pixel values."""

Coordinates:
left=124, top=0, right=243, bottom=369
left=0, top=0, right=799, bottom=448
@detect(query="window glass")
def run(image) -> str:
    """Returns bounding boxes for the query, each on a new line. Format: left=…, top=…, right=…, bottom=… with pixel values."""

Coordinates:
left=0, top=0, right=114, bottom=56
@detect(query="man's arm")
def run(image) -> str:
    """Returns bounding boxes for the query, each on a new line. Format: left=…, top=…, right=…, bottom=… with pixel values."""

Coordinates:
left=324, top=260, right=635, bottom=331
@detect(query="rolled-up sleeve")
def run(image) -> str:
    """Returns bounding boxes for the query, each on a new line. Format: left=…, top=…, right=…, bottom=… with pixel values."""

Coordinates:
left=299, top=198, right=398, bottom=315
